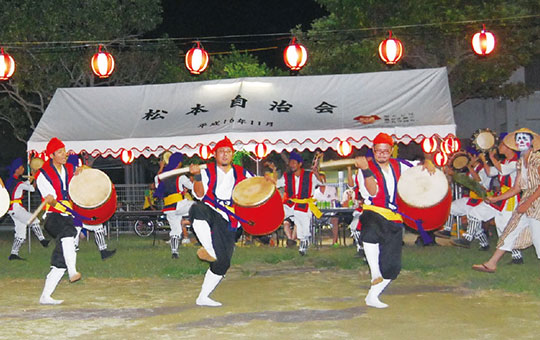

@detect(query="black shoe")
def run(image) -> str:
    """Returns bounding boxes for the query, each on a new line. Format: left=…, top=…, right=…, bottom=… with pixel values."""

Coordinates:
left=8, top=254, right=24, bottom=261
left=511, top=257, right=524, bottom=265
left=479, top=245, right=490, bottom=251
left=450, top=238, right=471, bottom=248
left=434, top=230, right=452, bottom=239
left=100, top=249, right=116, bottom=260
left=299, top=249, right=306, bottom=256
left=40, top=239, right=50, bottom=248
left=171, top=253, right=179, bottom=259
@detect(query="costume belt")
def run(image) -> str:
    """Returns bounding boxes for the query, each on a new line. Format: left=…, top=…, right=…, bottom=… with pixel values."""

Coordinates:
left=362, top=204, right=403, bottom=222
left=10, top=199, right=22, bottom=205
left=469, top=191, right=481, bottom=199
left=46, top=200, right=73, bottom=215
left=164, top=193, right=184, bottom=206
left=290, top=198, right=322, bottom=218
left=501, top=185, right=516, bottom=211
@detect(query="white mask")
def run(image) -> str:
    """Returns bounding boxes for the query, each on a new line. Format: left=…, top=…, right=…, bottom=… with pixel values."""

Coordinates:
left=515, top=132, right=532, bottom=152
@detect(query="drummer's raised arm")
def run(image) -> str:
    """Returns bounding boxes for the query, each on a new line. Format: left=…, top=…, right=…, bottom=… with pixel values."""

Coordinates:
left=355, top=156, right=377, bottom=196
left=190, top=164, right=206, bottom=199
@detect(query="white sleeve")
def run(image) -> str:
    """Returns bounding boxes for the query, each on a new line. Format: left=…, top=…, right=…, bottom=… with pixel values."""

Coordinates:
left=178, top=175, right=194, bottom=191
left=21, top=181, right=35, bottom=193
left=499, top=161, right=517, bottom=177
left=356, top=171, right=373, bottom=198
left=276, top=176, right=285, bottom=188
left=36, top=174, right=56, bottom=199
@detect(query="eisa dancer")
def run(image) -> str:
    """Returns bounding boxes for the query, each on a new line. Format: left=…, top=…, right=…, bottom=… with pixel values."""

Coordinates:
left=354, top=132, right=434, bottom=308
left=6, top=158, right=50, bottom=260
left=188, top=136, right=252, bottom=307
left=35, top=137, right=82, bottom=305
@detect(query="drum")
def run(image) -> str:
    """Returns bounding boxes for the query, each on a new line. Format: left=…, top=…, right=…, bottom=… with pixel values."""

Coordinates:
left=472, top=128, right=497, bottom=153
left=449, top=152, right=471, bottom=172
left=69, top=168, right=117, bottom=225
left=232, top=176, right=284, bottom=236
left=396, top=166, right=451, bottom=231
left=0, top=187, right=10, bottom=218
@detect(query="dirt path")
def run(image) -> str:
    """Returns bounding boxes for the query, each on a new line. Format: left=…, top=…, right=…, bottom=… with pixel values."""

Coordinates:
left=1, top=265, right=540, bottom=340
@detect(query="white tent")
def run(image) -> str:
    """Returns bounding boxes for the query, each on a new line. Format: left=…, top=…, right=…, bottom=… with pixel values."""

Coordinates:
left=28, top=67, right=455, bottom=157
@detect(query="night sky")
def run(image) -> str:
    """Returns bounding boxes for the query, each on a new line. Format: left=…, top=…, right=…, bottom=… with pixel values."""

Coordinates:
left=149, top=0, right=328, bottom=68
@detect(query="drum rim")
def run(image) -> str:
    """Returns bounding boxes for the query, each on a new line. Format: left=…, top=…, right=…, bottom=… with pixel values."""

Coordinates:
left=68, top=168, right=112, bottom=208
left=397, top=166, right=450, bottom=208
left=0, top=187, right=10, bottom=217
left=232, top=177, right=276, bottom=207
left=449, top=152, right=470, bottom=170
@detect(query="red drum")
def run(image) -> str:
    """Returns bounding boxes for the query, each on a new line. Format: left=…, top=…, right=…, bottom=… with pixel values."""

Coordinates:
left=69, top=168, right=117, bottom=225
left=232, top=177, right=284, bottom=236
left=0, top=187, right=9, bottom=218
left=396, top=166, right=451, bottom=231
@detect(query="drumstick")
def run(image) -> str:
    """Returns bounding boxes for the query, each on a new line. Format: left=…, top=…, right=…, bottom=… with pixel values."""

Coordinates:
left=27, top=200, right=47, bottom=225
left=157, top=164, right=207, bottom=180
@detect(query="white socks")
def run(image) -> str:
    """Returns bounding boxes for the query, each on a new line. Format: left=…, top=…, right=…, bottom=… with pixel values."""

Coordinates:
left=363, top=242, right=391, bottom=308
left=365, top=279, right=391, bottom=309
left=196, top=269, right=223, bottom=307
left=192, top=220, right=217, bottom=259
left=60, top=237, right=79, bottom=279
left=40, top=266, right=66, bottom=305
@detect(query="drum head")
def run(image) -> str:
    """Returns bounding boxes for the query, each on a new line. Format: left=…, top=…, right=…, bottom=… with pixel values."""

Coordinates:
left=69, top=168, right=112, bottom=208
left=473, top=129, right=497, bottom=152
left=450, top=152, right=470, bottom=171
left=233, top=177, right=276, bottom=207
left=397, top=166, right=448, bottom=208
left=0, top=187, right=10, bottom=218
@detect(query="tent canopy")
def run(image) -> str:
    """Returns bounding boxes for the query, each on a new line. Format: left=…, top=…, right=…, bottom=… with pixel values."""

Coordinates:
left=28, top=67, right=455, bottom=158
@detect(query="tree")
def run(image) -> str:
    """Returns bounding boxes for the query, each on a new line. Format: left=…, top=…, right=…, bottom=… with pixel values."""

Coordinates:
left=0, top=0, right=167, bottom=144
left=294, top=0, right=540, bottom=106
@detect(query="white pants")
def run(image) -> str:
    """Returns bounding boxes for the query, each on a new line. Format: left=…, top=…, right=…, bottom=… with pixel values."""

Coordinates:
left=499, top=215, right=540, bottom=258
left=450, top=197, right=473, bottom=217
left=468, top=202, right=513, bottom=236
left=284, top=205, right=312, bottom=241
left=9, top=204, right=36, bottom=239
left=166, top=200, right=195, bottom=237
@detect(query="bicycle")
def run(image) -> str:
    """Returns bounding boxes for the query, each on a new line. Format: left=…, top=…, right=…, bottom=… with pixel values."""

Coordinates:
left=133, top=214, right=169, bottom=237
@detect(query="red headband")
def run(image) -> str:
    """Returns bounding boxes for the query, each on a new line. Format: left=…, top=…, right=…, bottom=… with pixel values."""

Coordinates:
left=373, top=133, right=394, bottom=146
left=46, top=137, right=65, bottom=156
left=212, top=136, right=234, bottom=153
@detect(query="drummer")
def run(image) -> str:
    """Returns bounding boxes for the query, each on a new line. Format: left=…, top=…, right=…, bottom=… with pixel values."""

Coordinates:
left=353, top=132, right=435, bottom=308
left=67, top=155, right=116, bottom=261
left=451, top=135, right=522, bottom=262
left=154, top=152, right=194, bottom=259
left=188, top=136, right=253, bottom=307
left=435, top=147, right=493, bottom=247
left=5, top=157, right=50, bottom=260
left=273, top=151, right=323, bottom=256
left=35, top=137, right=82, bottom=305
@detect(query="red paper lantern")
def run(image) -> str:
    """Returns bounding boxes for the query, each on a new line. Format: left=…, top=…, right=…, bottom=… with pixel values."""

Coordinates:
left=434, top=151, right=448, bottom=167
left=472, top=25, right=496, bottom=56
left=91, top=45, right=115, bottom=78
left=378, top=31, right=403, bottom=65
left=121, top=149, right=134, bottom=165
left=283, top=37, right=308, bottom=71
left=199, top=145, right=212, bottom=160
left=450, top=137, right=461, bottom=153
left=254, top=142, right=269, bottom=159
left=185, top=41, right=209, bottom=75
left=421, top=136, right=438, bottom=154
left=441, top=136, right=460, bottom=154
left=0, top=48, right=16, bottom=81
left=337, top=140, right=353, bottom=157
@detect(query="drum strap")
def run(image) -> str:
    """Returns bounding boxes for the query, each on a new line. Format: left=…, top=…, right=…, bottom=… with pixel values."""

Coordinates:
left=202, top=196, right=253, bottom=226
left=164, top=193, right=184, bottom=206
left=290, top=198, right=322, bottom=218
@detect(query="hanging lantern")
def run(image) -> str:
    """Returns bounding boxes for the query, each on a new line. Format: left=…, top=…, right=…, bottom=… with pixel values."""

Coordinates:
left=199, top=145, right=212, bottom=160
left=91, top=45, right=115, bottom=78
left=185, top=41, right=209, bottom=75
left=39, top=152, right=49, bottom=162
left=434, top=151, right=448, bottom=167
left=472, top=25, right=496, bottom=56
left=378, top=31, right=403, bottom=65
left=283, top=37, right=308, bottom=71
left=0, top=48, right=16, bottom=81
left=421, top=136, right=438, bottom=154
left=337, top=140, right=353, bottom=157
left=450, top=137, right=461, bottom=153
left=441, top=136, right=460, bottom=154
left=121, top=149, right=134, bottom=165
left=254, top=142, right=269, bottom=159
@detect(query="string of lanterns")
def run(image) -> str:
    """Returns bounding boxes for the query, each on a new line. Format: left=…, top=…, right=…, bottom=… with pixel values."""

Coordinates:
left=422, top=135, right=461, bottom=167
left=0, top=24, right=498, bottom=80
